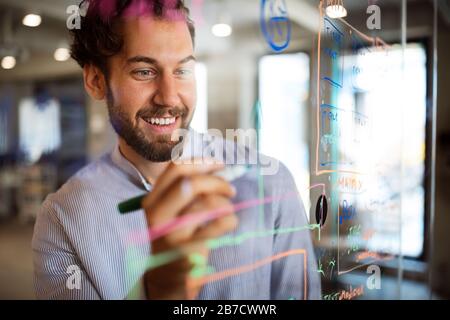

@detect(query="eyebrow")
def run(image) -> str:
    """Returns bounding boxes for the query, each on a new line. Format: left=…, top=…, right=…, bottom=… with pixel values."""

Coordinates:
left=126, top=55, right=196, bottom=66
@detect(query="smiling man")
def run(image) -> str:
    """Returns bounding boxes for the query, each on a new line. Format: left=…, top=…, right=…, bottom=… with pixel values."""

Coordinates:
left=32, top=0, right=320, bottom=300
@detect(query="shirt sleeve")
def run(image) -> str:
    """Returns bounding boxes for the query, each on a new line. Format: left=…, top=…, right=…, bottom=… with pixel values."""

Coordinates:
left=32, top=200, right=101, bottom=300
left=269, top=163, right=322, bottom=300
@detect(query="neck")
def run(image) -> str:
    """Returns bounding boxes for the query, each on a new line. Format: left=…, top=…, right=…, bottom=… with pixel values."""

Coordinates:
left=118, top=138, right=170, bottom=185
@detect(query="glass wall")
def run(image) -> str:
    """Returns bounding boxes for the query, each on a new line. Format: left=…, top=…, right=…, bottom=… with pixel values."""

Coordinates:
left=0, top=0, right=444, bottom=300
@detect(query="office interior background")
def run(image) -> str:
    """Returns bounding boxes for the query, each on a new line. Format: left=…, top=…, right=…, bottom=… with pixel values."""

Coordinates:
left=0, top=0, right=449, bottom=300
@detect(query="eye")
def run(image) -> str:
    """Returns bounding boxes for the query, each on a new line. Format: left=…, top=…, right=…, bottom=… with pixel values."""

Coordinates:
left=132, top=69, right=157, bottom=80
left=175, top=68, right=192, bottom=77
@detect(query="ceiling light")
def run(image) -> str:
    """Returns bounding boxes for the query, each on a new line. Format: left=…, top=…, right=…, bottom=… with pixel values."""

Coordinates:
left=212, top=23, right=232, bottom=38
left=54, top=48, right=71, bottom=62
left=325, top=0, right=347, bottom=19
left=22, top=14, right=42, bottom=27
left=1, top=56, right=16, bottom=69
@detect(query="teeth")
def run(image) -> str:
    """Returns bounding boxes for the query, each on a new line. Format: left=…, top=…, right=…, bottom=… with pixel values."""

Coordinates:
left=148, top=117, right=176, bottom=126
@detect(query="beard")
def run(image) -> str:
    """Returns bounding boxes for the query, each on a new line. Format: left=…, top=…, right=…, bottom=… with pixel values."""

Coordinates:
left=106, top=89, right=191, bottom=162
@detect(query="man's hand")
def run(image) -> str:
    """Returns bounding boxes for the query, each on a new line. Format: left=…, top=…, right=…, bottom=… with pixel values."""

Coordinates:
left=142, top=161, right=238, bottom=300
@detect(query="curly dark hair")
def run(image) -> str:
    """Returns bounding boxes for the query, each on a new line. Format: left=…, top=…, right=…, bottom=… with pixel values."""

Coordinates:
left=69, top=0, right=195, bottom=75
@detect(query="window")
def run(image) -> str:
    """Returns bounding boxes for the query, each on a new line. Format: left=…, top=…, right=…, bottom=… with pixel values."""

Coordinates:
left=349, top=44, right=427, bottom=258
left=259, top=53, right=311, bottom=210
left=191, top=62, right=208, bottom=133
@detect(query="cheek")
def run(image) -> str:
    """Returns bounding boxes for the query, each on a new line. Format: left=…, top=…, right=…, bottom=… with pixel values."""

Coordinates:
left=110, top=79, right=150, bottom=115
left=180, top=81, right=197, bottom=112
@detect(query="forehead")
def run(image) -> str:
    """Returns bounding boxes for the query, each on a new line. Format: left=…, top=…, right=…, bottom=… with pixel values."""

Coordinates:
left=119, top=16, right=194, bottom=61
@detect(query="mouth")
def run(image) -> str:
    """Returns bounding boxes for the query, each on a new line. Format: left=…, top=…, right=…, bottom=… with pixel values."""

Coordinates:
left=140, top=116, right=180, bottom=134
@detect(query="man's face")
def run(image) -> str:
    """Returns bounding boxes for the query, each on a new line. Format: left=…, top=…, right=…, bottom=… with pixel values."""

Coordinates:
left=106, top=16, right=196, bottom=162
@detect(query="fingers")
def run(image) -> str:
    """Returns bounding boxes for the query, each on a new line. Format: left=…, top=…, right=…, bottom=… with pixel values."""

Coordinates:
left=142, top=160, right=224, bottom=210
left=192, top=213, right=238, bottom=241
left=145, top=190, right=238, bottom=300
left=146, top=175, right=236, bottom=227
left=142, top=161, right=239, bottom=300
left=162, top=194, right=236, bottom=244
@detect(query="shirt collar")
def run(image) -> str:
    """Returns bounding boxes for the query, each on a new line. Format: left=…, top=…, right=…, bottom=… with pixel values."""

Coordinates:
left=111, top=144, right=152, bottom=192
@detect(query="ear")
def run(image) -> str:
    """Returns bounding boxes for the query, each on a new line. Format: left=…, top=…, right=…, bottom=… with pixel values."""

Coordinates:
left=83, top=64, right=107, bottom=100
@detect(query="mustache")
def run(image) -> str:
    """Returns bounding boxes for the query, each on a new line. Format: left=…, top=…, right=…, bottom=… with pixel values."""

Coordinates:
left=136, top=105, right=188, bottom=119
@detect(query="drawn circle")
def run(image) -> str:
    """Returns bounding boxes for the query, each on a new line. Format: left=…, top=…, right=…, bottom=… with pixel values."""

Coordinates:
left=260, top=0, right=291, bottom=52
left=315, top=195, right=328, bottom=227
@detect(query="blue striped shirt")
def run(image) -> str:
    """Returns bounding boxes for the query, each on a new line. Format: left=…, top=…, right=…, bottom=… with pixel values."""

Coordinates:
left=32, top=130, right=321, bottom=300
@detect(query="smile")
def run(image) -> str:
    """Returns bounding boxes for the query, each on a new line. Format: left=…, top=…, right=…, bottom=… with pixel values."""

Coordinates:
left=143, top=117, right=177, bottom=126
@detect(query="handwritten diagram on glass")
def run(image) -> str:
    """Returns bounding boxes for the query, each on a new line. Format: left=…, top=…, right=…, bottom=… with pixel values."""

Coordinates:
left=311, top=1, right=404, bottom=298
left=260, top=0, right=291, bottom=52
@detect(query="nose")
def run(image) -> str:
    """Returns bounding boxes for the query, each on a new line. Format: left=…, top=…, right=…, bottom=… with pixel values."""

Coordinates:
left=153, top=73, right=182, bottom=108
